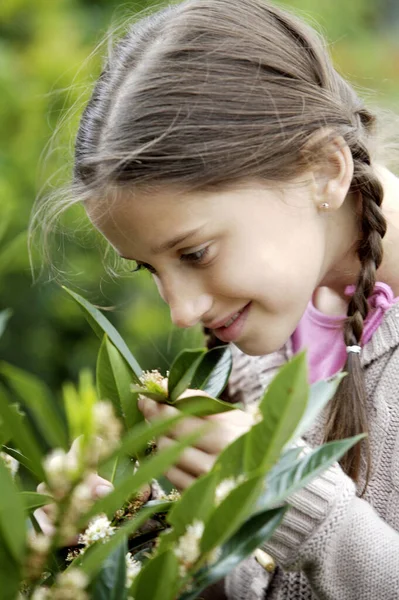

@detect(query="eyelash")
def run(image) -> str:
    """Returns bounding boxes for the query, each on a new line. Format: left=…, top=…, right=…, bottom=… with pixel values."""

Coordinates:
left=131, top=247, right=210, bottom=275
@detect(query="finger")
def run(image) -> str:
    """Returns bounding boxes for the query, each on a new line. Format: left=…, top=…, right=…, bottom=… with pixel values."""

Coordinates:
left=85, top=472, right=114, bottom=499
left=137, top=483, right=152, bottom=503
left=37, top=482, right=50, bottom=495
left=142, top=398, right=247, bottom=454
left=164, top=465, right=196, bottom=492
left=41, top=502, right=56, bottom=520
left=206, top=408, right=254, bottom=428
left=157, top=436, right=216, bottom=477
left=33, top=508, right=55, bottom=538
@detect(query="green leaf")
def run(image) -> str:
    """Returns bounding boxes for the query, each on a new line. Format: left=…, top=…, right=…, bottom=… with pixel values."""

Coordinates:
left=103, top=411, right=188, bottom=469
left=190, top=346, right=233, bottom=398
left=245, top=352, right=308, bottom=473
left=20, top=491, right=53, bottom=513
left=99, top=454, right=136, bottom=486
left=167, top=471, right=218, bottom=538
left=0, top=309, right=12, bottom=340
left=62, top=287, right=142, bottom=382
left=0, top=361, right=68, bottom=450
left=63, top=370, right=97, bottom=448
left=97, top=336, right=143, bottom=429
left=130, top=387, right=168, bottom=403
left=179, top=507, right=287, bottom=600
left=213, top=433, right=246, bottom=481
left=0, top=534, right=21, bottom=600
left=89, top=537, right=127, bottom=600
left=201, top=474, right=264, bottom=554
left=174, top=394, right=237, bottom=416
left=289, top=372, right=346, bottom=443
left=0, top=457, right=25, bottom=563
left=0, top=385, right=45, bottom=480
left=132, top=550, right=179, bottom=600
left=168, top=349, right=206, bottom=402
left=76, top=502, right=171, bottom=577
left=256, top=435, right=365, bottom=511
left=79, top=428, right=207, bottom=526
left=1, top=446, right=35, bottom=476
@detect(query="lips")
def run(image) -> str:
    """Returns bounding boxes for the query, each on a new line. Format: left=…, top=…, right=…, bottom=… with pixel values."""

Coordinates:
left=205, top=303, right=250, bottom=330
left=208, top=302, right=252, bottom=344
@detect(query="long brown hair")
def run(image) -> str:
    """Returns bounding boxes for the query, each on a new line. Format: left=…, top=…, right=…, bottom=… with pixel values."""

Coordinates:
left=37, top=0, right=390, bottom=482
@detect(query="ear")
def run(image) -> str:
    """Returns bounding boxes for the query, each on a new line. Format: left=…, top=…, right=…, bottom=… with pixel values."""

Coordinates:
left=307, top=130, right=354, bottom=211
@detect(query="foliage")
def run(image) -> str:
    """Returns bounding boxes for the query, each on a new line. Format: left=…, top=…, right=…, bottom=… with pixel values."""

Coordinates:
left=0, top=291, right=363, bottom=600
left=0, top=0, right=398, bottom=395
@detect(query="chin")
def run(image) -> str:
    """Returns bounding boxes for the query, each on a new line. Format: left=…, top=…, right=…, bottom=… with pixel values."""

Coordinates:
left=233, top=337, right=285, bottom=357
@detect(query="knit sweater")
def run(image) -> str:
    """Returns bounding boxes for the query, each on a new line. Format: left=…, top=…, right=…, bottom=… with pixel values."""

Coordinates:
left=224, top=302, right=399, bottom=600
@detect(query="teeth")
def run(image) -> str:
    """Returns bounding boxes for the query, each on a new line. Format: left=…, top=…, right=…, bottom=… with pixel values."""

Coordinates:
left=224, top=310, right=243, bottom=328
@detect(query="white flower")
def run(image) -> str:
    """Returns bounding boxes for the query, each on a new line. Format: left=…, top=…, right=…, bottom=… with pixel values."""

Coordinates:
left=1, top=452, right=19, bottom=477
left=43, top=448, right=79, bottom=495
left=56, top=568, right=88, bottom=590
left=215, top=477, right=237, bottom=505
left=59, top=482, right=94, bottom=545
left=52, top=568, right=89, bottom=600
left=28, top=532, right=52, bottom=554
left=215, top=475, right=246, bottom=506
left=207, top=545, right=222, bottom=566
left=246, top=401, right=263, bottom=424
left=78, top=514, right=115, bottom=548
left=167, top=489, right=181, bottom=502
left=138, top=370, right=168, bottom=396
left=93, top=401, right=122, bottom=458
left=125, top=554, right=142, bottom=588
left=174, top=520, right=205, bottom=574
left=31, top=588, right=50, bottom=600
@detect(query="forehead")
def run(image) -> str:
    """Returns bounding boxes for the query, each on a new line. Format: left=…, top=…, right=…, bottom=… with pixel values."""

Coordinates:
left=85, top=185, right=228, bottom=258
left=85, top=178, right=308, bottom=258
left=87, top=180, right=263, bottom=230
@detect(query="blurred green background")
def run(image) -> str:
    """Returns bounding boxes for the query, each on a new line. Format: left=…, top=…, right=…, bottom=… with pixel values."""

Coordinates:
left=1, top=0, right=398, bottom=390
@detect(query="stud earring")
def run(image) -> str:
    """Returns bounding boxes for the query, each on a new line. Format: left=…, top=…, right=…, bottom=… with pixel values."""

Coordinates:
left=319, top=202, right=330, bottom=210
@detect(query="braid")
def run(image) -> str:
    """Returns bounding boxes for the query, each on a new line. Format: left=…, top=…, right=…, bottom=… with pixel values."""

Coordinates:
left=324, top=124, right=387, bottom=487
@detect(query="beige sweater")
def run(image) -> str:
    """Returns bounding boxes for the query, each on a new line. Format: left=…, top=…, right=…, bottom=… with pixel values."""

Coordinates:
left=225, top=303, right=399, bottom=600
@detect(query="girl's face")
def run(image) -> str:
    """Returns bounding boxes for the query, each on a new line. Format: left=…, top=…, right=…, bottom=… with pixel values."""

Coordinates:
left=87, top=179, right=343, bottom=356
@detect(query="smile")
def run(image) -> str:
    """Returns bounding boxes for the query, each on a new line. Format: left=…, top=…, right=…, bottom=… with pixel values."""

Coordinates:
left=211, top=302, right=252, bottom=343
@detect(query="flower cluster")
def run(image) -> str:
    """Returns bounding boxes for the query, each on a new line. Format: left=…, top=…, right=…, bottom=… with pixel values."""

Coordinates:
left=43, top=449, right=79, bottom=498
left=1, top=451, right=19, bottom=477
left=92, top=401, right=122, bottom=460
left=31, top=569, right=88, bottom=600
left=25, top=532, right=52, bottom=581
left=125, top=554, right=142, bottom=588
left=173, top=520, right=204, bottom=577
left=59, top=482, right=93, bottom=544
left=138, top=370, right=168, bottom=397
left=78, top=514, right=115, bottom=549
left=245, top=401, right=263, bottom=424
left=215, top=475, right=247, bottom=506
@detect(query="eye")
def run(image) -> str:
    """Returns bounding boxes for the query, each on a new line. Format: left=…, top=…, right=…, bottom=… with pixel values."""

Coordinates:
left=131, top=262, right=156, bottom=275
left=180, top=246, right=210, bottom=265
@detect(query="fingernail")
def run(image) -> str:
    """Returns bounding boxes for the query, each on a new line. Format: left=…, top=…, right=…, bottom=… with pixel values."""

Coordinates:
left=96, top=484, right=113, bottom=498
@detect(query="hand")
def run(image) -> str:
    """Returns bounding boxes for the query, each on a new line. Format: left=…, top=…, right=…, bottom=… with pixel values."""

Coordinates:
left=138, top=389, right=254, bottom=491
left=34, top=472, right=115, bottom=542
left=34, top=437, right=151, bottom=544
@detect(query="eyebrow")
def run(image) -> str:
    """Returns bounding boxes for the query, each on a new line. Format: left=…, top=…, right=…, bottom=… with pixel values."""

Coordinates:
left=119, top=225, right=207, bottom=261
left=151, top=225, right=207, bottom=254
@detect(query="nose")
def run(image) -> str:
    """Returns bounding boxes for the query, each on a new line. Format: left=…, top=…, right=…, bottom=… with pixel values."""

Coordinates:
left=154, top=271, right=213, bottom=328
left=157, top=276, right=212, bottom=328
left=169, top=292, right=213, bottom=328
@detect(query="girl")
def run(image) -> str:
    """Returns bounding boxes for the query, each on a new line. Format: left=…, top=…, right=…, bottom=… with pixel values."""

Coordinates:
left=37, top=0, right=399, bottom=598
